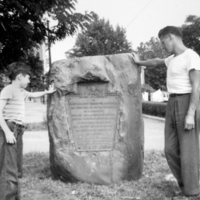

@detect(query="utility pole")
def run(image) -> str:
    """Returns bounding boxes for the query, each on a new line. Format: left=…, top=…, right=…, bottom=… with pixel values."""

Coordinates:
left=47, top=20, right=52, bottom=84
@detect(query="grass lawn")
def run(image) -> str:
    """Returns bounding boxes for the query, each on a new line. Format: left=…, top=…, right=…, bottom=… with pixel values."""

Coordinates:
left=20, top=151, right=198, bottom=200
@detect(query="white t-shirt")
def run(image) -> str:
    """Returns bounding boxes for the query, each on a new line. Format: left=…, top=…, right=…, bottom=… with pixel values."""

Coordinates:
left=165, top=49, right=200, bottom=94
left=0, top=84, right=30, bottom=124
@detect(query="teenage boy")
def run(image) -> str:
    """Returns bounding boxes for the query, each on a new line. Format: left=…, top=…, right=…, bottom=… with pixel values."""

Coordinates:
left=132, top=26, right=200, bottom=198
left=0, top=62, right=56, bottom=200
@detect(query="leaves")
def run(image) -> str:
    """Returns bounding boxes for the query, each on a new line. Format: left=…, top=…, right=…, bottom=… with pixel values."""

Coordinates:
left=182, top=15, right=200, bottom=55
left=68, top=13, right=132, bottom=57
left=136, top=15, right=200, bottom=90
left=0, top=0, right=92, bottom=71
left=137, top=37, right=168, bottom=89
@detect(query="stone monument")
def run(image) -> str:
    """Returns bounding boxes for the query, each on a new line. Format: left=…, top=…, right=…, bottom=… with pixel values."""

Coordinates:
left=47, top=53, right=144, bottom=184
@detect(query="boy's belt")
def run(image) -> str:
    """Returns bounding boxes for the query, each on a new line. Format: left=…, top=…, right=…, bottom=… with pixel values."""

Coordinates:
left=6, top=120, right=25, bottom=128
left=169, top=93, right=190, bottom=98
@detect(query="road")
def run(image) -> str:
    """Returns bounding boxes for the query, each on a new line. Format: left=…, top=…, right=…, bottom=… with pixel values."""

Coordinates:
left=143, top=117, right=165, bottom=151
left=23, top=117, right=165, bottom=154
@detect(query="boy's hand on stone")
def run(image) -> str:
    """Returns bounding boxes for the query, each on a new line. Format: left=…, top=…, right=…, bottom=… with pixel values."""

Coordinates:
left=46, top=83, right=56, bottom=94
left=5, top=131, right=16, bottom=144
left=185, top=115, right=195, bottom=130
left=131, top=52, right=140, bottom=66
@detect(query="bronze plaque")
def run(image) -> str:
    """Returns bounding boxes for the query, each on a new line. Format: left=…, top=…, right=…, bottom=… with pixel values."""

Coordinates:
left=67, top=87, right=119, bottom=151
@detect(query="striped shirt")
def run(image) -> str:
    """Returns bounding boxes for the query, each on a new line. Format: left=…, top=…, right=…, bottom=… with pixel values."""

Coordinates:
left=0, top=84, right=30, bottom=124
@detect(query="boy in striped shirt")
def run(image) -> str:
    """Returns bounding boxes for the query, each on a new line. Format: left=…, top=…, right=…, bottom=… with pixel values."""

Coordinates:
left=0, top=62, right=55, bottom=200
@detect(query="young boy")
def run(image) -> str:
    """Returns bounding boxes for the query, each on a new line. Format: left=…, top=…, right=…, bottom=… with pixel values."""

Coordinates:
left=0, top=62, right=55, bottom=200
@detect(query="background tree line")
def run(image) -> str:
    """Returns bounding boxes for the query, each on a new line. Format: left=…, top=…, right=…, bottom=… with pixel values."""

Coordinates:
left=137, top=15, right=200, bottom=89
left=69, top=14, right=200, bottom=90
left=0, top=0, right=199, bottom=91
left=66, top=12, right=132, bottom=57
left=0, top=0, right=91, bottom=90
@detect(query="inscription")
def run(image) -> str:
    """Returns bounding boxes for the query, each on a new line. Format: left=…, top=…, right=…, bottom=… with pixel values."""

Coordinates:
left=78, top=83, right=107, bottom=97
left=68, top=96, right=119, bottom=151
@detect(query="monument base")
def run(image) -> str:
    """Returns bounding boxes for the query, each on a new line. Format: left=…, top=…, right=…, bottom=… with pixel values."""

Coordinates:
left=48, top=53, right=144, bottom=184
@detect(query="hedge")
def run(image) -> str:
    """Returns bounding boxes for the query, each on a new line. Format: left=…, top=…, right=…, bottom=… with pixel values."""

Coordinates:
left=142, top=101, right=167, bottom=118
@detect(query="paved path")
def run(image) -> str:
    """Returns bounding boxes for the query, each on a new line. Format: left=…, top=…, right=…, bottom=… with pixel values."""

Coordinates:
left=23, top=102, right=165, bottom=154
left=144, top=118, right=164, bottom=151
left=23, top=119, right=165, bottom=154
left=23, top=101, right=165, bottom=153
left=23, top=131, right=49, bottom=154
left=25, top=101, right=47, bottom=124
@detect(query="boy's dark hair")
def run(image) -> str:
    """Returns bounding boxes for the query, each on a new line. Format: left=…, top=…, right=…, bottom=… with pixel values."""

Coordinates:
left=7, top=62, right=32, bottom=81
left=158, top=26, right=182, bottom=39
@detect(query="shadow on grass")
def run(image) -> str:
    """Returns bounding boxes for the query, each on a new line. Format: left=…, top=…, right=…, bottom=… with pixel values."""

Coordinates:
left=25, top=122, right=47, bottom=131
left=20, top=151, right=198, bottom=200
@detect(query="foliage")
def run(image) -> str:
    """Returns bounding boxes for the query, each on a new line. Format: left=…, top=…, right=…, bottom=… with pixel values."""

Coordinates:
left=0, top=51, right=44, bottom=91
left=137, top=15, right=200, bottom=90
left=68, top=13, right=132, bottom=57
left=20, top=151, right=184, bottom=200
left=182, top=15, right=200, bottom=55
left=0, top=0, right=91, bottom=71
left=25, top=51, right=44, bottom=91
left=137, top=37, right=168, bottom=90
left=0, top=73, right=10, bottom=91
left=0, top=42, right=4, bottom=53
left=141, top=84, right=155, bottom=93
left=142, top=101, right=167, bottom=117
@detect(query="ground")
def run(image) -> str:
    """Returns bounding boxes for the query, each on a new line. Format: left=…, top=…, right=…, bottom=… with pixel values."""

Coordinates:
left=21, top=101, right=198, bottom=200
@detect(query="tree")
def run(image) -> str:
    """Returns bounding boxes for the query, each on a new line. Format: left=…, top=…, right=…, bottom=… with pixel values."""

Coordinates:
left=0, top=42, right=4, bottom=54
left=25, top=51, right=44, bottom=91
left=0, top=0, right=91, bottom=71
left=136, top=15, right=200, bottom=90
left=67, top=13, right=132, bottom=57
left=182, top=15, right=200, bottom=55
left=137, top=37, right=168, bottom=89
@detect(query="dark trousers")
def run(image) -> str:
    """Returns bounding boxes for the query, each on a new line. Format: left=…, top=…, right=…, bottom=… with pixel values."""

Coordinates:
left=165, top=94, right=200, bottom=196
left=0, top=121, right=24, bottom=200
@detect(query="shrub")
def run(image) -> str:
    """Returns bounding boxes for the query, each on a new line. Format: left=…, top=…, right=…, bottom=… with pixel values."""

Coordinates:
left=142, top=101, right=167, bottom=117
left=0, top=73, right=10, bottom=91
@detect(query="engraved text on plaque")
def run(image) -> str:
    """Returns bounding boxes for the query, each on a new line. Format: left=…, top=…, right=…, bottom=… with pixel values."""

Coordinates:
left=68, top=95, right=119, bottom=151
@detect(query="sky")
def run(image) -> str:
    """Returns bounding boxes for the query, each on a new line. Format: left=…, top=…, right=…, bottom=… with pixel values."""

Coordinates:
left=51, top=0, right=200, bottom=62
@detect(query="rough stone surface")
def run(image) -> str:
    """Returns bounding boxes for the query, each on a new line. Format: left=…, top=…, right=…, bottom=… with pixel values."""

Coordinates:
left=47, top=53, right=144, bottom=184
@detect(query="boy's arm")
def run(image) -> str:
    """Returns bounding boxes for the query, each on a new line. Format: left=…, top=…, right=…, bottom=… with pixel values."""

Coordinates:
left=184, top=69, right=200, bottom=130
left=28, top=84, right=56, bottom=98
left=132, top=53, right=166, bottom=68
left=0, top=100, right=16, bottom=144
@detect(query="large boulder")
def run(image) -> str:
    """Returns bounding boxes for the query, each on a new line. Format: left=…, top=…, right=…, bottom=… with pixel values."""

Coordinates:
left=47, top=53, right=144, bottom=184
